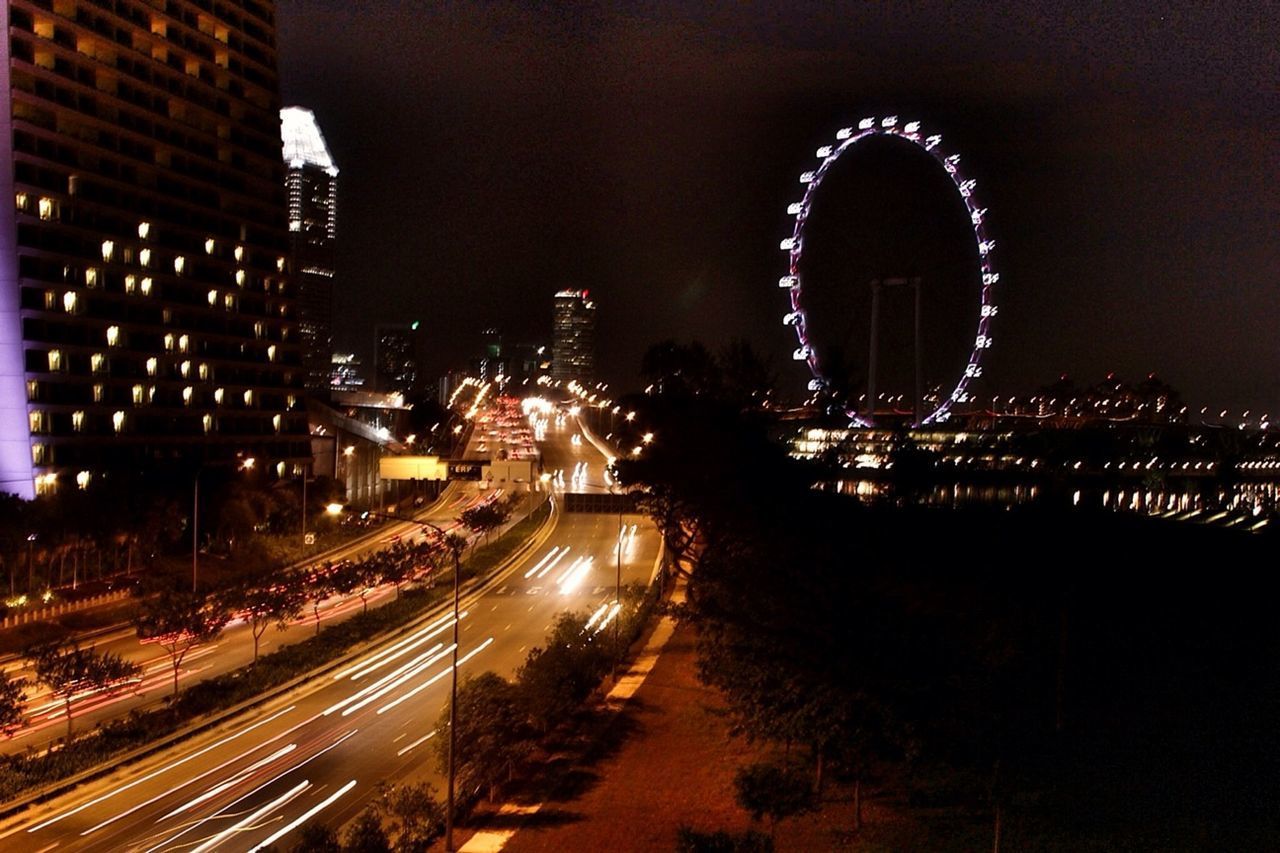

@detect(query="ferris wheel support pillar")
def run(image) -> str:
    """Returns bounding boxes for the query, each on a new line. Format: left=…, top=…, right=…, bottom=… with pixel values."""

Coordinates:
left=865, top=277, right=924, bottom=425
left=914, top=277, right=923, bottom=428
left=866, top=280, right=881, bottom=421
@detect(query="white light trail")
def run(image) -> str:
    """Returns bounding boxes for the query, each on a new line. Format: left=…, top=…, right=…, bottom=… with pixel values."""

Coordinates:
left=188, top=779, right=311, bottom=853
left=331, top=609, right=465, bottom=682
left=155, top=743, right=298, bottom=821
left=396, top=729, right=437, bottom=757
left=593, top=603, right=622, bottom=635
left=339, top=644, right=453, bottom=717
left=322, top=643, right=448, bottom=717
left=376, top=638, right=494, bottom=715
left=536, top=548, right=570, bottom=580
left=558, top=557, right=594, bottom=595
left=523, top=547, right=562, bottom=580
left=249, top=779, right=358, bottom=852
left=24, top=705, right=297, bottom=834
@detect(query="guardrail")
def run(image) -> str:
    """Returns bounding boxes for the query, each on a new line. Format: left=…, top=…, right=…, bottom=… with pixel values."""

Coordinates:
left=0, top=590, right=130, bottom=630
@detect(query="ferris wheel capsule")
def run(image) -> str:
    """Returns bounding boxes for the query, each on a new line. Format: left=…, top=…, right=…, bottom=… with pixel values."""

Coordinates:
left=792, top=345, right=813, bottom=361
left=778, top=275, right=799, bottom=289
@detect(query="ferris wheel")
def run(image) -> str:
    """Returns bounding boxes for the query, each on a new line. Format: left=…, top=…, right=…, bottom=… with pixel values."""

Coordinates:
left=779, top=116, right=1001, bottom=426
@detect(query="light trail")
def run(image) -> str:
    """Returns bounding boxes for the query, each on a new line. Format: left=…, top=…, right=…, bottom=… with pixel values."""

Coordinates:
left=523, top=546, right=562, bottom=579
left=535, top=548, right=570, bottom=580
left=396, top=729, right=436, bottom=757
left=155, top=743, right=298, bottom=822
left=376, top=637, right=494, bottom=715
left=248, top=779, right=357, bottom=852
left=558, top=557, right=594, bottom=595
left=21, top=704, right=297, bottom=835
left=338, top=645, right=455, bottom=718
left=187, top=778, right=311, bottom=853
left=330, top=609, right=465, bottom=682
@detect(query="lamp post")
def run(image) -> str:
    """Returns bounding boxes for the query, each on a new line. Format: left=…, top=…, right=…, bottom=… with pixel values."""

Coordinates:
left=192, top=470, right=201, bottom=593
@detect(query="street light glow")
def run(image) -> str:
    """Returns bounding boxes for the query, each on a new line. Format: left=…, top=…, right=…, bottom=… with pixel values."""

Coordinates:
left=326, top=502, right=344, bottom=515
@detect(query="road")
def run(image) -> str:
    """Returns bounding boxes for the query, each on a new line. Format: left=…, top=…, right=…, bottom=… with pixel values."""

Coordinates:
left=0, top=405, right=660, bottom=851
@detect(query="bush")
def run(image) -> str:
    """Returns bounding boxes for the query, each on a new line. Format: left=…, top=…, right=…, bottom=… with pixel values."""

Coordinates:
left=676, top=826, right=775, bottom=852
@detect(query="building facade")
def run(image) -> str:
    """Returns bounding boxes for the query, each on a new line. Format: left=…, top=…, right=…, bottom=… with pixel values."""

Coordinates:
left=280, top=105, right=335, bottom=394
left=0, top=0, right=309, bottom=498
left=550, top=289, right=594, bottom=382
left=375, top=321, right=420, bottom=396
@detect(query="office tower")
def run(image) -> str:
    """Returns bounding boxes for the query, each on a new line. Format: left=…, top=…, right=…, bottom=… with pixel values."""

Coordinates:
left=281, top=106, right=336, bottom=393
left=551, top=289, right=595, bottom=382
left=375, top=322, right=420, bottom=396
left=0, top=0, right=309, bottom=498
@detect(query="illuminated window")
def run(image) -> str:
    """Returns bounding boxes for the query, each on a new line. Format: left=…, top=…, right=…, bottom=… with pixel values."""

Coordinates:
left=34, top=466, right=52, bottom=490
left=272, top=414, right=282, bottom=433
left=235, top=269, right=246, bottom=287
left=44, top=290, right=56, bottom=310
left=243, top=389, right=254, bottom=406
left=234, top=245, right=244, bottom=262
left=76, top=471, right=91, bottom=490
left=202, top=413, right=213, bottom=433
left=85, top=268, right=99, bottom=287
left=178, top=334, right=189, bottom=353
left=266, top=345, right=277, bottom=362
left=253, top=321, right=264, bottom=339
left=276, top=256, right=286, bottom=272
left=124, top=274, right=137, bottom=294
left=204, top=238, right=216, bottom=255
left=62, top=291, right=77, bottom=313
left=138, top=221, right=151, bottom=239
left=198, top=363, right=209, bottom=380
left=276, top=461, right=286, bottom=477
left=47, top=350, right=63, bottom=372
left=90, top=352, right=105, bottom=373
left=72, top=411, right=85, bottom=432
left=148, top=386, right=157, bottom=404
left=289, top=219, right=300, bottom=232
left=164, top=333, right=175, bottom=352
left=140, top=277, right=153, bottom=296
left=15, top=192, right=28, bottom=211
left=26, top=380, right=38, bottom=401
left=287, top=394, right=297, bottom=409
left=38, top=197, right=55, bottom=220
left=140, top=248, right=152, bottom=267
left=162, top=308, right=172, bottom=324
left=174, top=256, right=186, bottom=275
left=101, top=240, right=115, bottom=262
left=146, top=357, right=158, bottom=376
left=182, top=386, right=193, bottom=405
left=28, top=410, right=46, bottom=433
left=112, top=411, right=125, bottom=433
left=180, top=360, right=191, bottom=378
left=131, top=384, right=144, bottom=404
left=223, top=293, right=235, bottom=311
left=207, top=289, right=218, bottom=306
left=214, top=387, right=225, bottom=404
left=106, top=326, right=120, bottom=347
left=92, top=384, right=104, bottom=403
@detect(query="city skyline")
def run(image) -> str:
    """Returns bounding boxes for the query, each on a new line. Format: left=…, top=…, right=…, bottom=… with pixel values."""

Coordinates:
left=274, top=1, right=1279, bottom=412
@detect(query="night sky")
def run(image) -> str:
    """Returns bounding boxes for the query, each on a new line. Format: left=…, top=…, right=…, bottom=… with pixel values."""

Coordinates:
left=275, top=1, right=1278, bottom=411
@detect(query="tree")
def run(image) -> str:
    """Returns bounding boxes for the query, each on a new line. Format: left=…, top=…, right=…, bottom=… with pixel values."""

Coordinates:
left=434, top=672, right=533, bottom=802
left=342, top=806, right=391, bottom=853
left=29, top=642, right=141, bottom=741
left=231, top=578, right=305, bottom=663
left=675, top=826, right=774, bottom=852
left=459, top=496, right=513, bottom=549
left=0, top=673, right=27, bottom=737
left=733, top=762, right=814, bottom=840
left=133, top=588, right=230, bottom=696
left=515, top=612, right=609, bottom=733
left=374, top=781, right=445, bottom=851
left=289, top=821, right=340, bottom=853
left=308, top=567, right=336, bottom=635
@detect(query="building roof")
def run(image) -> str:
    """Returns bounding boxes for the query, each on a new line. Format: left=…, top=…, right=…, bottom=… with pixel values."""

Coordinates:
left=281, top=107, right=339, bottom=176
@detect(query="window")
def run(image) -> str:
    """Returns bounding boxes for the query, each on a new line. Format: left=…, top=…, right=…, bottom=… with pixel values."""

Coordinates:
left=234, top=245, right=244, bottom=262
left=44, top=290, right=56, bottom=310
left=198, top=363, right=209, bottom=380
left=180, top=360, right=191, bottom=378
left=90, top=352, right=106, bottom=373
left=207, top=289, right=218, bottom=306
left=124, top=274, right=137, bottom=294
left=76, top=471, right=91, bottom=490
left=38, top=197, right=56, bottom=221
left=164, top=333, right=175, bottom=351
left=182, top=386, right=193, bottom=405
left=85, top=268, right=99, bottom=287
left=202, top=413, right=213, bottom=433
left=112, top=411, right=125, bottom=433
left=106, top=326, right=120, bottom=346
left=131, top=384, right=144, bottom=404
left=92, top=384, right=104, bottom=403
left=272, top=414, right=282, bottom=433
left=214, top=387, right=225, bottom=404
left=15, top=193, right=28, bottom=212
left=178, top=334, right=189, bottom=353
left=267, top=345, right=277, bottom=362
left=140, top=248, right=152, bottom=267
left=138, top=221, right=150, bottom=239
left=101, top=240, right=114, bottom=262
left=72, top=411, right=84, bottom=432
left=276, top=256, right=286, bottom=272
left=62, top=291, right=77, bottom=313
left=174, top=256, right=186, bottom=275
left=205, top=238, right=216, bottom=254
left=140, top=277, right=153, bottom=296
left=47, top=350, right=63, bottom=372
left=28, top=410, right=46, bottom=433
left=235, top=269, right=246, bottom=287
left=253, top=321, right=264, bottom=339
left=26, top=381, right=38, bottom=401
left=223, top=293, right=235, bottom=311
left=146, top=357, right=158, bottom=376
left=243, top=389, right=254, bottom=406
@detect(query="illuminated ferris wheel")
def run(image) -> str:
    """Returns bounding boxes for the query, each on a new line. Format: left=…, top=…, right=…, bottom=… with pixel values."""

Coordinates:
left=779, top=116, right=1001, bottom=426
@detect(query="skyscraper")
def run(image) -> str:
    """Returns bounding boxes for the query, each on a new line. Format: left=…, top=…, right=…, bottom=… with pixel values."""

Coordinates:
left=0, top=0, right=309, bottom=498
left=375, top=322, right=421, bottom=396
left=281, top=106, right=336, bottom=393
left=551, top=289, right=595, bottom=382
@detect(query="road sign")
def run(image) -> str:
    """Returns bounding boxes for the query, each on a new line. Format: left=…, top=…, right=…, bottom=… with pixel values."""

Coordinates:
left=304, top=532, right=316, bottom=546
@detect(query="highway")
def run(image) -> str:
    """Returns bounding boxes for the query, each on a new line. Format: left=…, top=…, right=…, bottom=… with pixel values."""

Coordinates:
left=0, top=406, right=660, bottom=851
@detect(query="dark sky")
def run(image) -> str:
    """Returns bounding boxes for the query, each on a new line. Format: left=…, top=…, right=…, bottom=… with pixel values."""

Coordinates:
left=275, top=1, right=1279, bottom=412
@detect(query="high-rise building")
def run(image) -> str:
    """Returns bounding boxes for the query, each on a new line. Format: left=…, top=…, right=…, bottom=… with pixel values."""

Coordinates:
left=375, top=322, right=421, bottom=396
left=0, top=0, right=309, bottom=498
left=551, top=289, right=595, bottom=381
left=281, top=106, right=336, bottom=393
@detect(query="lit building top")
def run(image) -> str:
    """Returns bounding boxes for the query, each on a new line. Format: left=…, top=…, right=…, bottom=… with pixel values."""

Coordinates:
left=281, top=107, right=339, bottom=177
